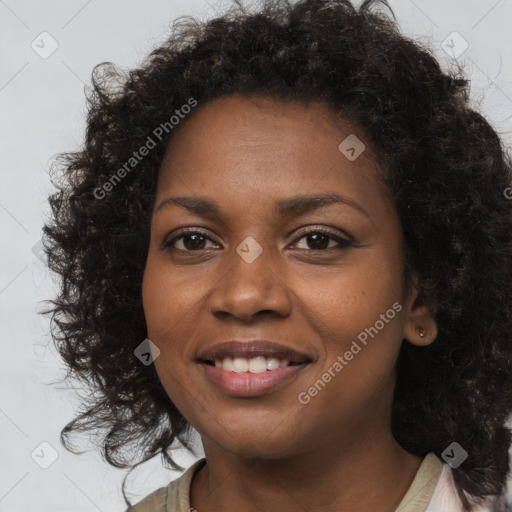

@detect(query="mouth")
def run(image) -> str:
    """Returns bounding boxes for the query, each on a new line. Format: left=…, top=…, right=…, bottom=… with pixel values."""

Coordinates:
left=196, top=340, right=313, bottom=397
left=197, top=339, right=312, bottom=366
left=198, top=356, right=309, bottom=372
left=198, top=356, right=312, bottom=398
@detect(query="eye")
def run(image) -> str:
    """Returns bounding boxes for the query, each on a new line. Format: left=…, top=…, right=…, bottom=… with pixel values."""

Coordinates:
left=162, top=227, right=354, bottom=252
left=291, top=227, right=354, bottom=251
left=163, top=230, right=219, bottom=251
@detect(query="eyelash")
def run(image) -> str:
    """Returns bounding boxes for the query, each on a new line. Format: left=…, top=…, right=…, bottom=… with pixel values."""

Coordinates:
left=162, top=227, right=354, bottom=252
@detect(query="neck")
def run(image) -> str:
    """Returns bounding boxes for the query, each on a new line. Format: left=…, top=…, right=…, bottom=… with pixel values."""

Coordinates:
left=190, top=429, right=422, bottom=512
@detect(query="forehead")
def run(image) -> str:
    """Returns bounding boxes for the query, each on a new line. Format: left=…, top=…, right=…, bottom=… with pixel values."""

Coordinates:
left=163, top=94, right=368, bottom=166
left=156, top=94, right=393, bottom=219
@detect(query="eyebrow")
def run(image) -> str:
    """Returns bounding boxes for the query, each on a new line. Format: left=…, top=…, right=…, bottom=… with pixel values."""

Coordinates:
left=154, top=193, right=372, bottom=221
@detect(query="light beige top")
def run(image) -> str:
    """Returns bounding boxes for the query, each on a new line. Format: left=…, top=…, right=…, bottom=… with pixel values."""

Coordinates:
left=127, top=452, right=489, bottom=512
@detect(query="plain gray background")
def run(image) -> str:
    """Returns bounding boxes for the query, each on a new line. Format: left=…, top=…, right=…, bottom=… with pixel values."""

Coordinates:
left=1, top=0, right=511, bottom=510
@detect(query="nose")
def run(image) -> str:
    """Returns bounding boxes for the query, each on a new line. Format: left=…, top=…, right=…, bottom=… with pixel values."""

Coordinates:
left=207, top=242, right=292, bottom=322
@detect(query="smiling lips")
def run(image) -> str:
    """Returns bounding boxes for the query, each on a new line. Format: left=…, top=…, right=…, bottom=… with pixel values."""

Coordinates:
left=197, top=340, right=312, bottom=397
left=197, top=340, right=311, bottom=363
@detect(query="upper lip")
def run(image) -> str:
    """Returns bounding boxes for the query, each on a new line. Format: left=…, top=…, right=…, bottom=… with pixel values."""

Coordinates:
left=197, top=340, right=312, bottom=363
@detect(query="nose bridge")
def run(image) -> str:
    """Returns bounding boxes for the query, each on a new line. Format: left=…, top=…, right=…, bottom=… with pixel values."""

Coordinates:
left=208, top=235, right=291, bottom=319
left=226, top=235, right=277, bottom=296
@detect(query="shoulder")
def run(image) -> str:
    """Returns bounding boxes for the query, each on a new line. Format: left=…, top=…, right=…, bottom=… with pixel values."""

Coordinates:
left=126, top=485, right=167, bottom=512
left=426, top=462, right=497, bottom=512
left=125, top=458, right=206, bottom=512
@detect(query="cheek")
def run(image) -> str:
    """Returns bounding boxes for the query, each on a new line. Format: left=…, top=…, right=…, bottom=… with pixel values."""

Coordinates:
left=142, top=255, right=204, bottom=344
left=142, top=268, right=170, bottom=341
left=142, top=261, right=204, bottom=419
left=294, top=281, right=403, bottom=434
left=307, top=257, right=402, bottom=336
left=141, top=257, right=212, bottom=399
left=302, top=253, right=405, bottom=391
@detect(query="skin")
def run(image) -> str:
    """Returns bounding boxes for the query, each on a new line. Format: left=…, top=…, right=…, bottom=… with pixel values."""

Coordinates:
left=142, top=94, right=438, bottom=512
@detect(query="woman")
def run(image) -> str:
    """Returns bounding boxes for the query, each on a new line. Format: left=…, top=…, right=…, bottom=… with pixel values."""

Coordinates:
left=42, top=0, right=512, bottom=511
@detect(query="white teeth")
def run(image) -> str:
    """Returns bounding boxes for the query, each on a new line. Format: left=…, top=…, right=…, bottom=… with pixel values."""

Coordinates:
left=248, top=356, right=267, bottom=373
left=223, top=357, right=234, bottom=372
left=266, top=358, right=280, bottom=370
left=213, top=356, right=296, bottom=373
left=232, top=357, right=249, bottom=373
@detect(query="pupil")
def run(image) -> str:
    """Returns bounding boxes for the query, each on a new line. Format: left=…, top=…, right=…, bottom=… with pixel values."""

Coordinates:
left=185, top=234, right=205, bottom=250
left=308, top=233, right=328, bottom=250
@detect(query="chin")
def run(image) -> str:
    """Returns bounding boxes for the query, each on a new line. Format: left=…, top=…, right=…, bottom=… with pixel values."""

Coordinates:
left=202, top=421, right=308, bottom=460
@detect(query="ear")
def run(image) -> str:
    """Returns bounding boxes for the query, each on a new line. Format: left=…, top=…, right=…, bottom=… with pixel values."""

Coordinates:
left=402, top=274, right=438, bottom=347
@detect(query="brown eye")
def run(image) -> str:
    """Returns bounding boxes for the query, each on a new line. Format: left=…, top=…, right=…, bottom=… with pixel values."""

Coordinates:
left=163, top=230, right=218, bottom=251
left=162, top=227, right=354, bottom=253
left=292, top=228, right=354, bottom=251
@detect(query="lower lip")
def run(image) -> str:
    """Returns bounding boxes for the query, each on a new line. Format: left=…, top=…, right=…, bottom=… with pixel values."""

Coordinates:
left=200, top=363, right=310, bottom=397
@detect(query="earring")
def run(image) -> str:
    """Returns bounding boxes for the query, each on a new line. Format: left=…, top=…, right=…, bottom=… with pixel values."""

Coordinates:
left=418, top=327, right=426, bottom=339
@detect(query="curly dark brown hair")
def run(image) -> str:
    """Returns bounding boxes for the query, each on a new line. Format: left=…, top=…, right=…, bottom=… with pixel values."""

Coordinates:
left=42, top=0, right=512, bottom=510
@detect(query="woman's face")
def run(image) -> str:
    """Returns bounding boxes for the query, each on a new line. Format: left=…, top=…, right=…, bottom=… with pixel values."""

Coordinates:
left=142, top=94, right=429, bottom=459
